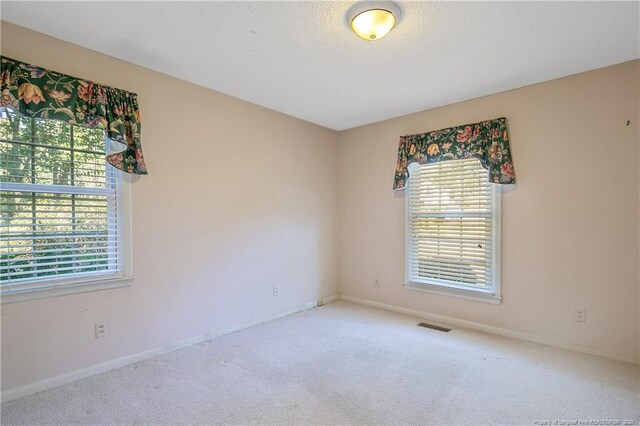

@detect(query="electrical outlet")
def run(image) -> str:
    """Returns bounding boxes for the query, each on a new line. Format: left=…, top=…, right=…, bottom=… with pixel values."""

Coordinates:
left=374, top=279, right=380, bottom=288
left=575, top=309, right=586, bottom=322
left=95, top=322, right=108, bottom=338
left=272, top=285, right=279, bottom=296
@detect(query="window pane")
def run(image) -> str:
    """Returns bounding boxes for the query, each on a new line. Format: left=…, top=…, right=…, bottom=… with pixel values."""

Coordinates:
left=0, top=192, right=113, bottom=283
left=408, top=158, right=497, bottom=291
left=0, top=108, right=121, bottom=288
left=73, top=125, right=106, bottom=153
left=0, top=110, right=32, bottom=142
left=0, top=141, right=33, bottom=184
left=34, top=117, right=70, bottom=147
left=0, top=109, right=107, bottom=188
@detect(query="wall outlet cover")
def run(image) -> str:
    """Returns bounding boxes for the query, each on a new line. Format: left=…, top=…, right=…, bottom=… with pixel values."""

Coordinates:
left=95, top=322, right=108, bottom=338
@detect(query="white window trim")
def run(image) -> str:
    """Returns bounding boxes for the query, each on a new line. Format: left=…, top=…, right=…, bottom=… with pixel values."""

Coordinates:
left=1, top=171, right=134, bottom=304
left=403, top=163, right=502, bottom=305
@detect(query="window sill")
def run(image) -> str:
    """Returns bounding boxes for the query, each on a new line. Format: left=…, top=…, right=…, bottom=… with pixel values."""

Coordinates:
left=1, top=275, right=134, bottom=304
left=403, top=281, right=502, bottom=305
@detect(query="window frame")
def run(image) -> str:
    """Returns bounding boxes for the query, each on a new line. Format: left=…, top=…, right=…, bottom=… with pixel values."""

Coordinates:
left=403, top=160, right=502, bottom=304
left=0, top=114, right=133, bottom=304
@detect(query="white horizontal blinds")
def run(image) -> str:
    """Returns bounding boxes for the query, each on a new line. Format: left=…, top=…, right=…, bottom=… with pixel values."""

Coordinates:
left=0, top=108, right=121, bottom=286
left=408, top=158, right=495, bottom=290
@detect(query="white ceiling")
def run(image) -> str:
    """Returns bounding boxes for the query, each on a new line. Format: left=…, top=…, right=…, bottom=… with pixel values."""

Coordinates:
left=1, top=1, right=639, bottom=131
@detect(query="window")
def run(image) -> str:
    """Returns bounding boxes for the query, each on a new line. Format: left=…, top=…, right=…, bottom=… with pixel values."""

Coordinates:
left=405, top=158, right=501, bottom=303
left=0, top=108, right=131, bottom=303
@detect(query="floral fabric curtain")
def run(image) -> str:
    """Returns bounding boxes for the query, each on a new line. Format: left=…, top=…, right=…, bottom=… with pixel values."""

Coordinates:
left=0, top=56, right=147, bottom=174
left=393, top=117, right=515, bottom=190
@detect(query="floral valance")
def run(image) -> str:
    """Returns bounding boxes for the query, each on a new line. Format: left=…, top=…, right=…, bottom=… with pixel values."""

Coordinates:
left=0, top=56, right=147, bottom=174
left=393, top=117, right=515, bottom=190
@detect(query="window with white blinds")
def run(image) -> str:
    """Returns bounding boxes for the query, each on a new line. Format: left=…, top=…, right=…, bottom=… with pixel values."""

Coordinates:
left=0, top=108, right=128, bottom=296
left=406, top=158, right=501, bottom=299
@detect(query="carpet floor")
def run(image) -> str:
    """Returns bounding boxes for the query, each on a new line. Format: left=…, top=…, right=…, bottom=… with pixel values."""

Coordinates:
left=2, top=301, right=638, bottom=425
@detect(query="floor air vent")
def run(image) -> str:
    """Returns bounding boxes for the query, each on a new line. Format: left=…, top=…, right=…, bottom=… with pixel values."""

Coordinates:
left=417, top=322, right=451, bottom=332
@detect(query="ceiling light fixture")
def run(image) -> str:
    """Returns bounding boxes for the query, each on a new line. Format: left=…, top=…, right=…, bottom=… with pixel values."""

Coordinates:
left=346, top=1, right=403, bottom=41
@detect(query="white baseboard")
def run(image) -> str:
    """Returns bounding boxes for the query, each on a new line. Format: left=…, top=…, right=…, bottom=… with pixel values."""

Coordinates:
left=1, top=295, right=339, bottom=403
left=320, top=294, right=340, bottom=304
left=339, top=295, right=639, bottom=365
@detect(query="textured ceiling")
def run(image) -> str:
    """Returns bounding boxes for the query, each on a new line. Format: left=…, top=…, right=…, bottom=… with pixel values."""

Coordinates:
left=1, top=1, right=639, bottom=131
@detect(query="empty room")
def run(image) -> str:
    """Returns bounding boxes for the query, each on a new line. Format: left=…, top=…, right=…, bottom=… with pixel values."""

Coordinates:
left=0, top=1, right=638, bottom=425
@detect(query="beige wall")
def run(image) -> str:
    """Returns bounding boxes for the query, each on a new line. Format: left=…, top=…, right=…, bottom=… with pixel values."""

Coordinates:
left=337, top=60, right=640, bottom=363
left=0, top=22, right=338, bottom=391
